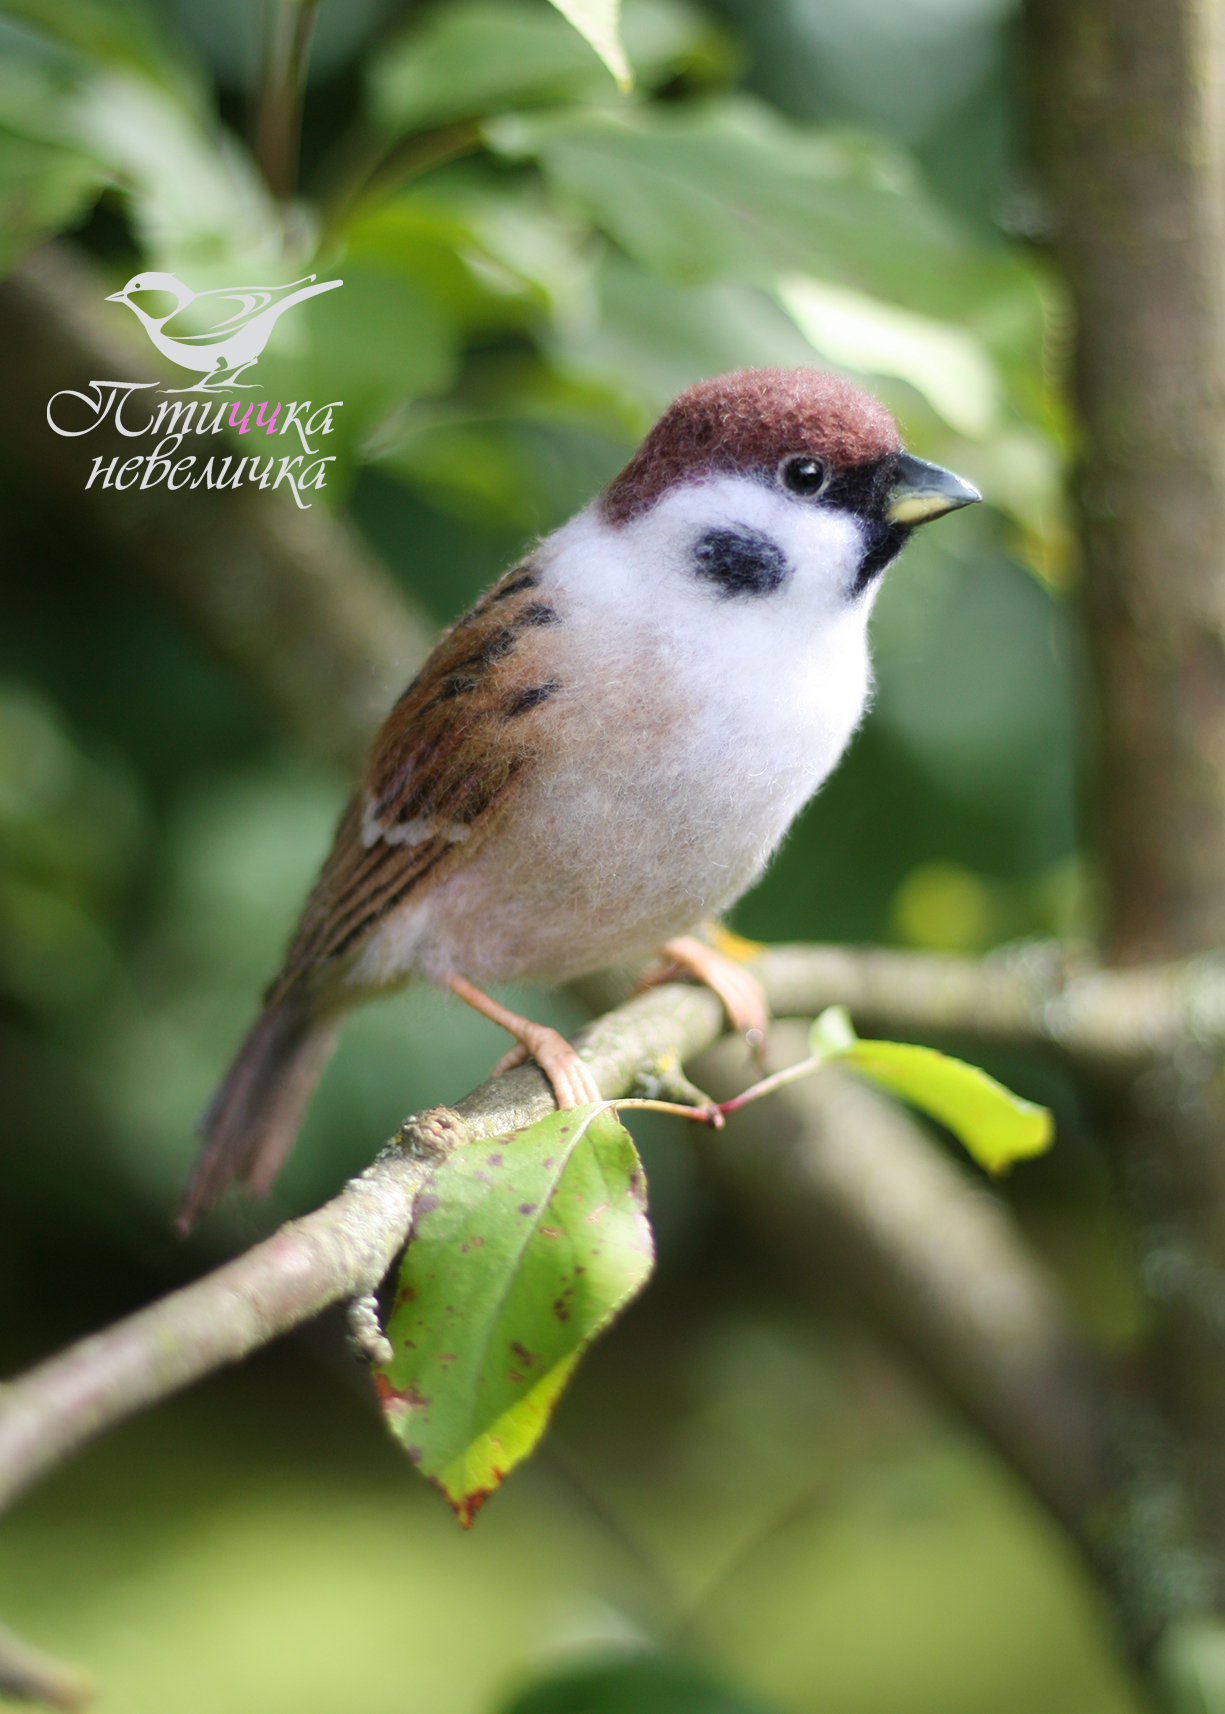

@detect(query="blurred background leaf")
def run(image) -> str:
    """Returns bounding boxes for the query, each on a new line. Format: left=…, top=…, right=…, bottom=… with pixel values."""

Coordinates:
left=497, top=1653, right=778, bottom=1714
left=545, top=0, right=632, bottom=93
left=0, top=0, right=1136, bottom=1708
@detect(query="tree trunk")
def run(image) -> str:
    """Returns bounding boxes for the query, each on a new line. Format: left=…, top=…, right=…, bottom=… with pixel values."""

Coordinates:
left=1028, top=0, right=1225, bottom=967
left=1027, top=0, right=1225, bottom=1646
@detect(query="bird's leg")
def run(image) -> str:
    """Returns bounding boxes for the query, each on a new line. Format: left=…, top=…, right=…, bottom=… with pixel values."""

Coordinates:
left=644, top=934, right=770, bottom=1047
left=446, top=975, right=601, bottom=1109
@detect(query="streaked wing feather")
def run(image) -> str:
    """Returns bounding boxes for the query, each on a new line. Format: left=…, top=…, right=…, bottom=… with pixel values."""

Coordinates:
left=268, top=560, right=561, bottom=996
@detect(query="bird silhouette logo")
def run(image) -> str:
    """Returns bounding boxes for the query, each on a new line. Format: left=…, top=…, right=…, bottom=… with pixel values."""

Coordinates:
left=105, top=272, right=343, bottom=390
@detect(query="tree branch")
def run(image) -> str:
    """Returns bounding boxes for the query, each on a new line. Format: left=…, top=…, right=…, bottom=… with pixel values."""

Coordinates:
left=0, top=980, right=723, bottom=1702
left=11, top=940, right=1167, bottom=1524
left=0, top=980, right=722, bottom=1509
left=6, top=936, right=1209, bottom=1694
left=748, top=941, right=1225, bottom=1068
left=0, top=959, right=1129, bottom=1701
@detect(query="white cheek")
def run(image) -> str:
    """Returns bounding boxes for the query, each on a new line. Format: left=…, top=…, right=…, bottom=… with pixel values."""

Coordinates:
left=646, top=475, right=865, bottom=614
left=543, top=475, right=867, bottom=623
left=536, top=478, right=877, bottom=800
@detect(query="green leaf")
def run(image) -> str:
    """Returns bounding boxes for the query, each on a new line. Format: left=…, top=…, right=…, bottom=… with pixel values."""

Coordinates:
left=0, top=0, right=202, bottom=104
left=545, top=0, right=631, bottom=91
left=0, top=60, right=280, bottom=276
left=375, top=1105, right=654, bottom=1524
left=255, top=261, right=460, bottom=490
left=75, top=72, right=279, bottom=274
left=809, top=1006, right=1053, bottom=1174
left=549, top=250, right=820, bottom=418
left=0, top=124, right=108, bottom=275
left=808, top=1004, right=857, bottom=1056
left=488, top=100, right=1010, bottom=314
left=778, top=274, right=1001, bottom=438
left=367, top=0, right=715, bottom=138
left=349, top=166, right=595, bottom=332
left=369, top=0, right=616, bottom=136
left=497, top=1655, right=778, bottom=1714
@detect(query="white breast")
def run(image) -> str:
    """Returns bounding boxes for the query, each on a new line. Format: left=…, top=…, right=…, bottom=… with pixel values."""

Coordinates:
left=360, top=475, right=878, bottom=988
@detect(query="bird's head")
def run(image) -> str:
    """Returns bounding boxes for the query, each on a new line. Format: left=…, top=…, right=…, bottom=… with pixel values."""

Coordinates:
left=106, top=272, right=192, bottom=317
left=599, top=368, right=979, bottom=623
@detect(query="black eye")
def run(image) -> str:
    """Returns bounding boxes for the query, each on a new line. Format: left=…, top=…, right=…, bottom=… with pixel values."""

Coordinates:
left=779, top=454, right=828, bottom=496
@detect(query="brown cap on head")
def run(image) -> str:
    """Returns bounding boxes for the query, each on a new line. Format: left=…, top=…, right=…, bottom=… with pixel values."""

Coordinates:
left=602, top=368, right=902, bottom=526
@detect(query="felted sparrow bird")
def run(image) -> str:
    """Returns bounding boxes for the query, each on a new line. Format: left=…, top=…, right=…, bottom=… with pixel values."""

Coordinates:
left=179, top=367, right=978, bottom=1227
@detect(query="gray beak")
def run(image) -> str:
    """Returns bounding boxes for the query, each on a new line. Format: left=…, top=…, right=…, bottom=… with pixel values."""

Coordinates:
left=888, top=453, right=981, bottom=526
left=105, top=290, right=127, bottom=302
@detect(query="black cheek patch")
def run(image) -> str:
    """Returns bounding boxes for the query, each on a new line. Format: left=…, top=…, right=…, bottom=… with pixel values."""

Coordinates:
left=692, top=526, right=790, bottom=598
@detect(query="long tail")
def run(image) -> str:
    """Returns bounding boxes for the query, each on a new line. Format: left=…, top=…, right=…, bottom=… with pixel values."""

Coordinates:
left=176, top=997, right=340, bottom=1232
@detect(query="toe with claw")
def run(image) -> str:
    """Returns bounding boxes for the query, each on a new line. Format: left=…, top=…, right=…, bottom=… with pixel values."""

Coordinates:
left=447, top=973, right=601, bottom=1109
left=522, top=1024, right=602, bottom=1108
left=656, top=934, right=770, bottom=1044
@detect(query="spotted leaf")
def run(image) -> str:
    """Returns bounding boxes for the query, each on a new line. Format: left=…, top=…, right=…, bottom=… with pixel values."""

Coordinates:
left=374, top=1104, right=653, bottom=1524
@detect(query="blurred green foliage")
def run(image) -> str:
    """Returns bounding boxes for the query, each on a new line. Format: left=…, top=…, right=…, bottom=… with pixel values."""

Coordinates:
left=0, top=0, right=1139, bottom=1709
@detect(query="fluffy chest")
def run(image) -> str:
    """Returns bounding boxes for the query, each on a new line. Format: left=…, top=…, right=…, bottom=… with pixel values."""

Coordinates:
left=401, top=490, right=875, bottom=983
left=522, top=582, right=869, bottom=857
left=531, top=485, right=875, bottom=828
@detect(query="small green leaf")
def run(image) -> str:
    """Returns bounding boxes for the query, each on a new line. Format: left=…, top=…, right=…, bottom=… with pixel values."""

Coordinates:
left=546, top=0, right=632, bottom=92
left=809, top=1006, right=1053, bottom=1174
left=489, top=102, right=1008, bottom=314
left=808, top=1003, right=856, bottom=1056
left=497, top=1654, right=778, bottom=1714
left=375, top=1104, right=653, bottom=1524
left=367, top=0, right=719, bottom=139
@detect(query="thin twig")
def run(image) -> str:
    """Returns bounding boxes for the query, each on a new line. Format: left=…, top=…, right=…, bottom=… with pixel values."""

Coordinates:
left=251, top=0, right=322, bottom=200
left=0, top=1622, right=92, bottom=1712
left=318, top=120, right=485, bottom=241
left=715, top=1054, right=820, bottom=1115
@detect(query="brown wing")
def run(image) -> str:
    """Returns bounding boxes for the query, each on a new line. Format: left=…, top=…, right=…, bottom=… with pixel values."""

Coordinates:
left=267, top=560, right=565, bottom=1000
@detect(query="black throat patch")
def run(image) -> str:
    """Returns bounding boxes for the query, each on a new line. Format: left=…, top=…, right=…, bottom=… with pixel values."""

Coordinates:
left=824, top=452, right=909, bottom=595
